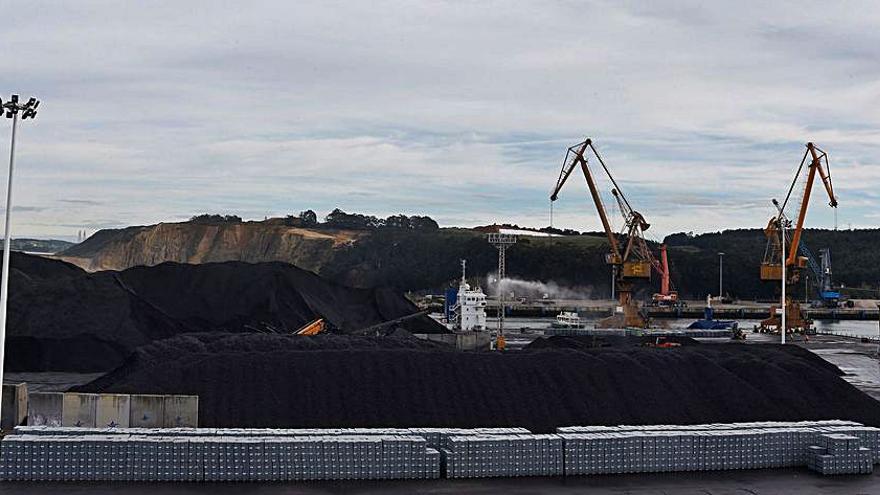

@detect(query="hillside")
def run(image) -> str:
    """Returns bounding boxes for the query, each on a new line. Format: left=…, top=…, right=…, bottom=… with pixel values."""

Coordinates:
left=59, top=219, right=612, bottom=293
left=57, top=218, right=880, bottom=300
left=59, top=220, right=362, bottom=272
left=665, top=228, right=880, bottom=299
left=3, top=238, right=74, bottom=253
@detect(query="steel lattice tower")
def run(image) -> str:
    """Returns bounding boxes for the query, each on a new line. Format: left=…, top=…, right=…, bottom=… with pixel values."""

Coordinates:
left=487, top=233, right=517, bottom=348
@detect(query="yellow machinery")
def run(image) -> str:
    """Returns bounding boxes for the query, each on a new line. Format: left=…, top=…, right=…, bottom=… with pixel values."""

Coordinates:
left=760, top=142, right=837, bottom=333
left=293, top=311, right=430, bottom=338
left=294, top=318, right=325, bottom=336
left=550, top=138, right=655, bottom=328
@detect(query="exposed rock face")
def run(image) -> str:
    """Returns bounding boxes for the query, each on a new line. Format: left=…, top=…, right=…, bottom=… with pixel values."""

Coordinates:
left=56, top=221, right=612, bottom=293
left=59, top=221, right=361, bottom=272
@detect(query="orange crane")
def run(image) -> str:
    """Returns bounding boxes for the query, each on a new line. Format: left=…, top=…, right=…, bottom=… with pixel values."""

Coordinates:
left=651, top=244, right=679, bottom=306
left=550, top=138, right=652, bottom=328
left=609, top=187, right=679, bottom=307
left=760, top=142, right=837, bottom=333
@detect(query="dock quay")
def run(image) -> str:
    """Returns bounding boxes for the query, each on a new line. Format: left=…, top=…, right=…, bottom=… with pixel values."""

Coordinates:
left=473, top=299, right=880, bottom=321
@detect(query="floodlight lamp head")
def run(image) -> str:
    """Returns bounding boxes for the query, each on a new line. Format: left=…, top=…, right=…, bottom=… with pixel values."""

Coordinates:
left=2, top=95, right=40, bottom=119
left=22, top=97, right=39, bottom=119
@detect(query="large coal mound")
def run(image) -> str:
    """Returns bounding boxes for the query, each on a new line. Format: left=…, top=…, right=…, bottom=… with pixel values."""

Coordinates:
left=77, top=335, right=880, bottom=432
left=5, top=253, right=445, bottom=372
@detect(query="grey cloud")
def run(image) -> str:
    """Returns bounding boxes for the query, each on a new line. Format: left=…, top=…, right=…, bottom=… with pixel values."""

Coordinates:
left=0, top=1, right=877, bottom=239
left=0, top=206, right=49, bottom=213
left=58, top=199, right=103, bottom=206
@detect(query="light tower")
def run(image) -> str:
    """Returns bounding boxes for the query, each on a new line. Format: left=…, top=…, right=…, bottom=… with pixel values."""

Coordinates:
left=487, top=232, right=517, bottom=350
left=0, top=94, right=40, bottom=426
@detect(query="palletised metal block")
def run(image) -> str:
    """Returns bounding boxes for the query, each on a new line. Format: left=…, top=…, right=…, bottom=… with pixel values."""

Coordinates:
left=5, top=422, right=874, bottom=482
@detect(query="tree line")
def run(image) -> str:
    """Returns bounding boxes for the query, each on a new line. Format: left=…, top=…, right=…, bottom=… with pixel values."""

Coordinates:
left=189, top=209, right=439, bottom=231
left=285, top=208, right=439, bottom=231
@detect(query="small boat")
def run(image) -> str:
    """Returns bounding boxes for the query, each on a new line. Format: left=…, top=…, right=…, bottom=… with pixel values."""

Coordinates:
left=687, top=296, right=738, bottom=331
left=551, top=311, right=584, bottom=329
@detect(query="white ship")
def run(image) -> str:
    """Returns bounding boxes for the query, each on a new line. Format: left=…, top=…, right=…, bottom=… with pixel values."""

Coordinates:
left=447, top=260, right=487, bottom=332
left=551, top=311, right=584, bottom=329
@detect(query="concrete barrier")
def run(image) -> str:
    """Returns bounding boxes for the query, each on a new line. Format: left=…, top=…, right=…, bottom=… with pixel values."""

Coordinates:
left=163, top=395, right=198, bottom=427
left=415, top=332, right=492, bottom=351
left=1, top=383, right=28, bottom=430
left=61, top=393, right=98, bottom=427
left=129, top=394, right=165, bottom=428
left=96, top=394, right=130, bottom=428
left=25, top=392, right=197, bottom=428
left=26, top=392, right=63, bottom=427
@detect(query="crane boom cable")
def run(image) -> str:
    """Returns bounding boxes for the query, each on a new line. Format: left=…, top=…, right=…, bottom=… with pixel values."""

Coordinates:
left=781, top=148, right=810, bottom=213
left=787, top=143, right=837, bottom=266
left=816, top=148, right=836, bottom=205
left=550, top=149, right=578, bottom=200
left=551, top=139, right=621, bottom=259
left=587, top=141, right=636, bottom=214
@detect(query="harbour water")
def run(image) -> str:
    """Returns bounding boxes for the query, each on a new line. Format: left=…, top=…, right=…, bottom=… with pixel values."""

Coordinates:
left=492, top=317, right=880, bottom=340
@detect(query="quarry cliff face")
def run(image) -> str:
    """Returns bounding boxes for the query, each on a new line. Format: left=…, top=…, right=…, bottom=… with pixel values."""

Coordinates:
left=59, top=221, right=361, bottom=272
left=56, top=222, right=612, bottom=292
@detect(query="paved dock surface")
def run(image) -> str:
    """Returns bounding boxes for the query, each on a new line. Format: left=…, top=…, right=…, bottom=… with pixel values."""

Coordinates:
left=803, top=339, right=880, bottom=402
left=749, top=333, right=880, bottom=402
left=2, top=372, right=105, bottom=392
left=0, top=468, right=878, bottom=494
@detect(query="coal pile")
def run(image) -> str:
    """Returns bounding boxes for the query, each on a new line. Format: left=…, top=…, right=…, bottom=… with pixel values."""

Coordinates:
left=78, top=336, right=880, bottom=432
left=5, top=253, right=445, bottom=372
left=525, top=335, right=844, bottom=377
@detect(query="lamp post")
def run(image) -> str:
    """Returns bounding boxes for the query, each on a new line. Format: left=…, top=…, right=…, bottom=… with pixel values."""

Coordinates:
left=610, top=265, right=616, bottom=301
left=0, top=94, right=39, bottom=427
left=780, top=217, right=787, bottom=345
left=804, top=274, right=809, bottom=303
left=718, top=252, right=725, bottom=300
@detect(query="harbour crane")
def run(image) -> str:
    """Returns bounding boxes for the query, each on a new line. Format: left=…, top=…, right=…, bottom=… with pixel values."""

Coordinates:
left=760, top=142, right=837, bottom=333
left=609, top=187, right=679, bottom=307
left=792, top=242, right=842, bottom=308
left=550, top=138, right=652, bottom=328
left=651, top=244, right=680, bottom=307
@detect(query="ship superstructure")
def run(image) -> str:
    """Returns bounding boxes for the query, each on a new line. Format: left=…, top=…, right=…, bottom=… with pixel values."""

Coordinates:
left=445, top=260, right=487, bottom=332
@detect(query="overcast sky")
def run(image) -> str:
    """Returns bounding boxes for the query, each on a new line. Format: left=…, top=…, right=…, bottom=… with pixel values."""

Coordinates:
left=0, top=1, right=878, bottom=241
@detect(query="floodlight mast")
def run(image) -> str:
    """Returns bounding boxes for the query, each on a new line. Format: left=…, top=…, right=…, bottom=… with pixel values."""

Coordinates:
left=0, top=94, right=39, bottom=428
